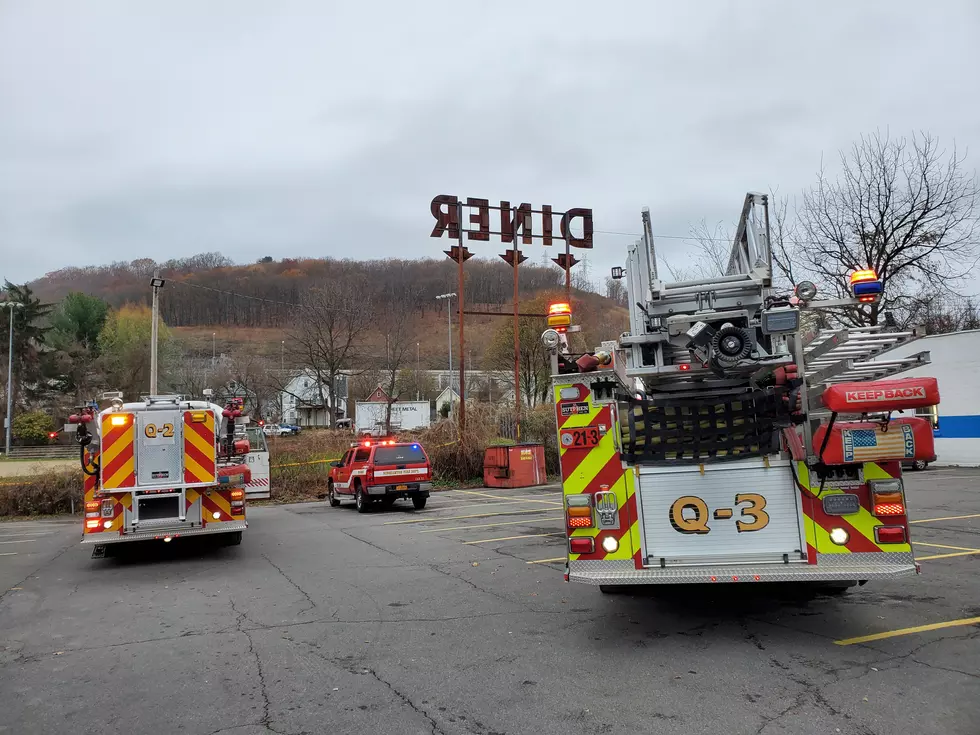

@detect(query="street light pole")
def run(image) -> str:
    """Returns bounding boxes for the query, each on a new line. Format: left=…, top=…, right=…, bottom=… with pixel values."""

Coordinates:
left=3, top=301, right=23, bottom=457
left=149, top=273, right=166, bottom=395
left=435, top=293, right=456, bottom=397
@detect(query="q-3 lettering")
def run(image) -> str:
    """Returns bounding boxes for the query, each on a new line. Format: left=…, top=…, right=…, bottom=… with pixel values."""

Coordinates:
left=669, top=493, right=771, bottom=535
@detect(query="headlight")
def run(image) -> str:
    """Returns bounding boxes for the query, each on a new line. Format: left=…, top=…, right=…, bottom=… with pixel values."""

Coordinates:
left=541, top=329, right=561, bottom=349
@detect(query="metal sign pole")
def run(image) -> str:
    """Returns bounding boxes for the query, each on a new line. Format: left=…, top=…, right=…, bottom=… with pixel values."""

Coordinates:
left=456, top=202, right=466, bottom=433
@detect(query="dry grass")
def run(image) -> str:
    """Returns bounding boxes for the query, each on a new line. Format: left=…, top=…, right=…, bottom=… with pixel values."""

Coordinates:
left=0, top=470, right=83, bottom=516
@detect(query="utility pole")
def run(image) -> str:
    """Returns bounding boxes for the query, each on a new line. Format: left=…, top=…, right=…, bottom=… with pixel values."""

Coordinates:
left=149, top=273, right=166, bottom=395
left=3, top=301, right=23, bottom=457
left=212, top=332, right=216, bottom=370
left=416, top=341, right=420, bottom=401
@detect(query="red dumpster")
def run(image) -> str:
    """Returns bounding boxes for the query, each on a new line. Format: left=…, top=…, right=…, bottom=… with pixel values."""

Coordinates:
left=483, top=444, right=547, bottom=488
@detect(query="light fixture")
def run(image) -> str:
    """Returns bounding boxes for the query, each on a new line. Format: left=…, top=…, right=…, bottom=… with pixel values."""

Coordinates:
left=541, top=329, right=561, bottom=349
left=829, top=527, right=849, bottom=545
left=601, top=536, right=619, bottom=553
left=150, top=277, right=166, bottom=288
left=610, top=266, right=625, bottom=280
left=794, top=280, right=818, bottom=301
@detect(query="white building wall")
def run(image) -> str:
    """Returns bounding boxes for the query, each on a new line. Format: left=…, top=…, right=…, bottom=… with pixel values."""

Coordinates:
left=883, top=330, right=980, bottom=466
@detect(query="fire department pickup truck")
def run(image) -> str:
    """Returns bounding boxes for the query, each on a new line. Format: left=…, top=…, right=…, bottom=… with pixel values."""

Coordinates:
left=327, top=439, right=432, bottom=512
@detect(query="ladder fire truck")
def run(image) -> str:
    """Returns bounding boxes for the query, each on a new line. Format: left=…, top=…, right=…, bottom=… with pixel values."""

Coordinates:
left=547, top=193, right=938, bottom=592
left=70, top=394, right=252, bottom=556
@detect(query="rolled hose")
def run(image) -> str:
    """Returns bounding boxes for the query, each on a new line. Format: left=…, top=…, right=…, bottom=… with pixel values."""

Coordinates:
left=80, top=445, right=100, bottom=477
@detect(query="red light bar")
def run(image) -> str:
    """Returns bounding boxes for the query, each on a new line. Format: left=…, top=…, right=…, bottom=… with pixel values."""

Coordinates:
left=679, top=364, right=691, bottom=371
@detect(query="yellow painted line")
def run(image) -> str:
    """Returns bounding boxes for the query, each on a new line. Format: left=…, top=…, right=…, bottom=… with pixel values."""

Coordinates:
left=384, top=508, right=555, bottom=526
left=917, top=550, right=980, bottom=561
left=418, top=517, right=565, bottom=533
left=454, top=489, right=563, bottom=507
left=430, top=499, right=563, bottom=513
left=910, top=513, right=980, bottom=524
left=835, top=616, right=980, bottom=646
left=463, top=533, right=564, bottom=545
left=525, top=557, right=566, bottom=564
left=914, top=542, right=980, bottom=552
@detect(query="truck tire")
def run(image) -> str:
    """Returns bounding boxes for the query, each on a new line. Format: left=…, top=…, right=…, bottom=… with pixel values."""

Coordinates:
left=327, top=482, right=341, bottom=507
left=355, top=486, right=368, bottom=513
left=412, top=496, right=427, bottom=510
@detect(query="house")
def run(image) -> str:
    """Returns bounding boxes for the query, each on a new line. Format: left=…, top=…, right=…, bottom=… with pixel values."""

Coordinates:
left=279, top=369, right=348, bottom=428
left=434, top=387, right=460, bottom=417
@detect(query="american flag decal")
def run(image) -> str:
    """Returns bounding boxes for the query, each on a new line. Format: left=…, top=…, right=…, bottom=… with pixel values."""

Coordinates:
left=843, top=423, right=915, bottom=463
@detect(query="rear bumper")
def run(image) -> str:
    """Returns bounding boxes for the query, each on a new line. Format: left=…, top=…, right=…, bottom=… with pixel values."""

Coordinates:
left=367, top=482, right=432, bottom=498
left=82, top=520, right=247, bottom=545
left=568, top=553, right=918, bottom=585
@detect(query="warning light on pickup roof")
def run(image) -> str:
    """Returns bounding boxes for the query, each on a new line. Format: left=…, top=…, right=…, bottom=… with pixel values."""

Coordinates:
left=849, top=268, right=882, bottom=302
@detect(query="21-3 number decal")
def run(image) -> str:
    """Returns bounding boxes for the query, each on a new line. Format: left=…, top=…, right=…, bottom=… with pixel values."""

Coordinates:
left=669, top=493, right=771, bottom=535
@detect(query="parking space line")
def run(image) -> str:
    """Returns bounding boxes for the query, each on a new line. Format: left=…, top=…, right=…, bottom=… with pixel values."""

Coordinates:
left=525, top=557, right=565, bottom=565
left=463, top=533, right=564, bottom=545
left=914, top=542, right=980, bottom=552
left=0, top=552, right=17, bottom=556
left=918, top=550, right=980, bottom=561
left=910, top=513, right=980, bottom=524
left=0, top=532, right=52, bottom=539
left=429, top=499, right=563, bottom=513
left=455, top=489, right=563, bottom=506
left=0, top=539, right=35, bottom=545
left=418, top=517, right=564, bottom=533
left=384, top=508, right=555, bottom=526
left=835, top=616, right=980, bottom=646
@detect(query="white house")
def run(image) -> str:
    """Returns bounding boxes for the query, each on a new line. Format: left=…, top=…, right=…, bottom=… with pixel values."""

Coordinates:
left=879, top=329, right=980, bottom=466
left=279, top=369, right=348, bottom=427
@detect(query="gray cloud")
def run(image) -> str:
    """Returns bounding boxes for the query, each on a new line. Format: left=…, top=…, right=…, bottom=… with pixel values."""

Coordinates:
left=1, top=0, right=978, bottom=288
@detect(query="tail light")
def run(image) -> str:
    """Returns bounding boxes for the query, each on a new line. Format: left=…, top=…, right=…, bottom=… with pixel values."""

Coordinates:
left=230, top=489, right=245, bottom=500
left=569, top=537, right=594, bottom=554
left=85, top=500, right=100, bottom=513
left=870, top=479, right=906, bottom=516
left=566, top=495, right=593, bottom=529
left=85, top=519, right=101, bottom=529
left=875, top=526, right=906, bottom=544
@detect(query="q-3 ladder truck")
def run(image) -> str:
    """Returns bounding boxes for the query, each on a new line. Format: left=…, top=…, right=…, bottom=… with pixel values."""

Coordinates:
left=548, top=193, right=939, bottom=592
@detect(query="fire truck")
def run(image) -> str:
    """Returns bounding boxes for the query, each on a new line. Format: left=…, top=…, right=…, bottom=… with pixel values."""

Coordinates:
left=547, top=193, right=938, bottom=592
left=70, top=394, right=252, bottom=556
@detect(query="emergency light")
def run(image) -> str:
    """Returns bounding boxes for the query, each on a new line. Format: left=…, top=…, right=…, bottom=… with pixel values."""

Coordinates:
left=849, top=269, right=882, bottom=303
left=547, top=302, right=572, bottom=331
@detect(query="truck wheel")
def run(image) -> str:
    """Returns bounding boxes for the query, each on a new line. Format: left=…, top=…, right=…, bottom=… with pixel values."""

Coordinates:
left=355, top=487, right=368, bottom=513
left=912, top=459, right=928, bottom=471
left=412, top=496, right=427, bottom=510
left=327, top=482, right=341, bottom=507
left=223, top=531, right=243, bottom=546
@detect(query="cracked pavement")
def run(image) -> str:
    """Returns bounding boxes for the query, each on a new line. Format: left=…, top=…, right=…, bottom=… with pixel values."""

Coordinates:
left=0, top=471, right=978, bottom=734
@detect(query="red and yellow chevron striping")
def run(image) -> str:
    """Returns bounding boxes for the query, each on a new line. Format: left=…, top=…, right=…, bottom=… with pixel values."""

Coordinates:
left=795, top=460, right=911, bottom=559
left=555, top=383, right=640, bottom=567
left=183, top=411, right=217, bottom=484
left=100, top=416, right=136, bottom=490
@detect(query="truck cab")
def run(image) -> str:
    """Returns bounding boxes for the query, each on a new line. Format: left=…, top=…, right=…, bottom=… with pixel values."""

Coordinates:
left=327, top=439, right=431, bottom=513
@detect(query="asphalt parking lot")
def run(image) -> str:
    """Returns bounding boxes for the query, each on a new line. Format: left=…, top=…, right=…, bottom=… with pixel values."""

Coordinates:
left=0, top=470, right=978, bottom=735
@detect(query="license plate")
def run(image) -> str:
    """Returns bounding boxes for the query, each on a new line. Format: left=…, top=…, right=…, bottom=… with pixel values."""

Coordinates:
left=396, top=484, right=408, bottom=491
left=560, top=427, right=601, bottom=449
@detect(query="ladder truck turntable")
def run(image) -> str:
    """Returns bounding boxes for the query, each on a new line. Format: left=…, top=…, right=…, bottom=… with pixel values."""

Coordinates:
left=69, top=394, right=254, bottom=556
left=546, top=192, right=939, bottom=591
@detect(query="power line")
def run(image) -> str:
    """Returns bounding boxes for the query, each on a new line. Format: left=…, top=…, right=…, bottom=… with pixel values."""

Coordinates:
left=171, top=279, right=300, bottom=308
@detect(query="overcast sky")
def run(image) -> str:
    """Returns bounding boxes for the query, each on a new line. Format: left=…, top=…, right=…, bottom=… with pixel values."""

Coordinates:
left=1, top=1, right=978, bottom=289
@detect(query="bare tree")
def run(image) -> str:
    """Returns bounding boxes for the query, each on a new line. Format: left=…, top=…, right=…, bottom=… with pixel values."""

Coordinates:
left=793, top=131, right=979, bottom=326
left=662, top=220, right=731, bottom=281
left=287, top=282, right=373, bottom=427
left=373, top=290, right=423, bottom=434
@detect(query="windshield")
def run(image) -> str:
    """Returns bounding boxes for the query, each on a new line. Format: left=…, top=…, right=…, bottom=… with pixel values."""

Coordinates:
left=373, top=445, right=426, bottom=465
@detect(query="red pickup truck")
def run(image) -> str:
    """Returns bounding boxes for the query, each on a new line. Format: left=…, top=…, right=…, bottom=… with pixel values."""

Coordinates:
left=327, top=440, right=432, bottom=512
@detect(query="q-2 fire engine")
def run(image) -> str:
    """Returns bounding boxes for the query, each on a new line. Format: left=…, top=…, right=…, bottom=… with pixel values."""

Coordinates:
left=547, top=193, right=938, bottom=592
left=69, top=394, right=253, bottom=556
